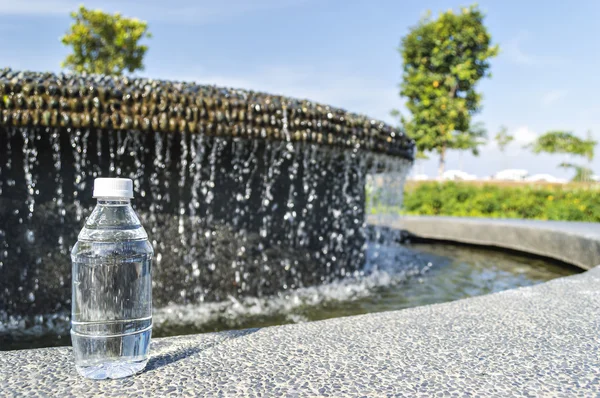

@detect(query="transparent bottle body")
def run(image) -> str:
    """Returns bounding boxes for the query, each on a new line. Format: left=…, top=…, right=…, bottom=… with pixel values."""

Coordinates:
left=71, top=198, right=153, bottom=379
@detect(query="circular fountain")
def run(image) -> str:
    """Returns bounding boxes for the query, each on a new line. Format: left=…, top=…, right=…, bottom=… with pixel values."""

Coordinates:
left=0, top=68, right=414, bottom=344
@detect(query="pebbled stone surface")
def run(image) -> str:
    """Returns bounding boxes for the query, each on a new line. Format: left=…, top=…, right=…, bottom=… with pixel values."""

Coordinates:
left=1, top=266, right=599, bottom=397
left=0, top=68, right=414, bottom=158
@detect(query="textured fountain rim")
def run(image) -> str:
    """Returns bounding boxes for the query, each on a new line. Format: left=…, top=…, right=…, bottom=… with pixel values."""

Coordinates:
left=0, top=68, right=415, bottom=159
left=368, top=215, right=600, bottom=270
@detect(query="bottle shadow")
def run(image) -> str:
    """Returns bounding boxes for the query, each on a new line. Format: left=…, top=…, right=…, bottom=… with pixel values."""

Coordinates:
left=144, top=328, right=260, bottom=372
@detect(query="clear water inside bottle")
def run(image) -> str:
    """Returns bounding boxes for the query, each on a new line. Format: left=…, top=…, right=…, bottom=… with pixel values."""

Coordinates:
left=71, top=198, right=153, bottom=379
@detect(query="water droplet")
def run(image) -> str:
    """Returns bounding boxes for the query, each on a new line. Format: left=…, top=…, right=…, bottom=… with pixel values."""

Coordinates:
left=25, top=230, right=35, bottom=243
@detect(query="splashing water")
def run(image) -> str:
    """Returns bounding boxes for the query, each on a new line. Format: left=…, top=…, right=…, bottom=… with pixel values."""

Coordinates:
left=177, top=131, right=189, bottom=239
left=0, top=126, right=414, bottom=344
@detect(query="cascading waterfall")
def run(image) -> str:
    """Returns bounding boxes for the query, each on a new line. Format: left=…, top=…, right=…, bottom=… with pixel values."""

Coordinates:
left=177, top=131, right=189, bottom=239
left=0, top=69, right=415, bottom=347
left=1, top=126, right=411, bottom=339
left=50, top=129, right=66, bottom=252
left=22, top=128, right=37, bottom=221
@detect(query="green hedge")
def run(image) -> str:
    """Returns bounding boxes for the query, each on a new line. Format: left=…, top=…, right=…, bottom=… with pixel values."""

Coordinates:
left=372, top=182, right=600, bottom=222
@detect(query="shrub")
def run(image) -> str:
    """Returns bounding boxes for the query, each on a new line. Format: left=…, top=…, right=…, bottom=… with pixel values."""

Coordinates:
left=371, top=182, right=600, bottom=222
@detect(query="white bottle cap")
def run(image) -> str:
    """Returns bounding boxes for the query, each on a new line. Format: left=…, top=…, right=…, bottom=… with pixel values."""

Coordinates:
left=93, top=178, right=134, bottom=199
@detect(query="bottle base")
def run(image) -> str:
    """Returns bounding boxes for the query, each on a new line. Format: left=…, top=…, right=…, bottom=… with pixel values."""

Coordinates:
left=71, top=325, right=152, bottom=380
left=76, top=359, right=148, bottom=380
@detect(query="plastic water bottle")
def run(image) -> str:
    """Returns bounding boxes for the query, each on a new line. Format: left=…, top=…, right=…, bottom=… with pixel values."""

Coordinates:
left=71, top=178, right=153, bottom=379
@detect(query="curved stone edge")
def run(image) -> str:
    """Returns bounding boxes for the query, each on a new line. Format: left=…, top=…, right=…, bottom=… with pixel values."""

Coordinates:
left=368, top=215, right=600, bottom=270
left=0, top=68, right=415, bottom=159
left=1, top=263, right=599, bottom=395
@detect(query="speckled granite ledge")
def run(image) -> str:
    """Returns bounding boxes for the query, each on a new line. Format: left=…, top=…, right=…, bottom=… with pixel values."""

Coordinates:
left=1, top=266, right=599, bottom=396
left=369, top=215, right=600, bottom=270
left=2, top=218, right=600, bottom=396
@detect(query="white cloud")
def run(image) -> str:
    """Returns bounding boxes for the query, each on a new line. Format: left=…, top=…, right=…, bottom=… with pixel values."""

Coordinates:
left=541, top=90, right=567, bottom=106
left=477, top=125, right=538, bottom=153
left=511, top=126, right=539, bottom=145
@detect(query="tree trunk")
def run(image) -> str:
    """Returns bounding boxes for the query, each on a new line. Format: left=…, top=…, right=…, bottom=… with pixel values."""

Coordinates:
left=439, top=85, right=458, bottom=179
left=438, top=146, right=446, bottom=177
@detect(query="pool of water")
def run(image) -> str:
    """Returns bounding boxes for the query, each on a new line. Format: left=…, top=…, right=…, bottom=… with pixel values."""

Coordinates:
left=1, top=241, right=577, bottom=351
left=153, top=241, right=576, bottom=337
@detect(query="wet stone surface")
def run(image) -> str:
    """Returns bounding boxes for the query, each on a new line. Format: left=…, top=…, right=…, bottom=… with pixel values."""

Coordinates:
left=0, top=68, right=414, bottom=157
left=1, top=266, right=599, bottom=396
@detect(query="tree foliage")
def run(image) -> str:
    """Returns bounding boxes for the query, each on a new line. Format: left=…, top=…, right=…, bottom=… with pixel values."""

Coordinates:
left=455, top=121, right=487, bottom=156
left=559, top=162, right=594, bottom=182
left=395, top=4, right=498, bottom=175
left=527, top=131, right=596, bottom=161
left=61, top=6, right=151, bottom=75
left=415, top=151, right=430, bottom=160
left=494, top=125, right=514, bottom=152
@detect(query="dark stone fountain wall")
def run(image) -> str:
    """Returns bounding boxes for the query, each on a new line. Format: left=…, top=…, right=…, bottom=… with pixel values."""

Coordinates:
left=0, top=126, right=370, bottom=313
left=0, top=69, right=413, bottom=334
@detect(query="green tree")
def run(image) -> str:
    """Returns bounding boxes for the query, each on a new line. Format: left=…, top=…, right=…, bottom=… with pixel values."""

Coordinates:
left=495, top=125, right=514, bottom=169
left=528, top=130, right=597, bottom=182
left=558, top=163, right=594, bottom=182
left=395, top=4, right=499, bottom=176
left=415, top=151, right=430, bottom=160
left=61, top=6, right=151, bottom=75
left=527, top=130, right=596, bottom=161
left=494, top=125, right=514, bottom=152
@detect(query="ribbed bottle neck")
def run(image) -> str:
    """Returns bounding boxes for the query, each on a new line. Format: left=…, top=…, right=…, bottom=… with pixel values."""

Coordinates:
left=96, top=198, right=132, bottom=206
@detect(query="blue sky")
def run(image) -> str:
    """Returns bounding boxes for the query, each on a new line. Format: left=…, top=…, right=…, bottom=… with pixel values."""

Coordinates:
left=1, top=0, right=599, bottom=178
